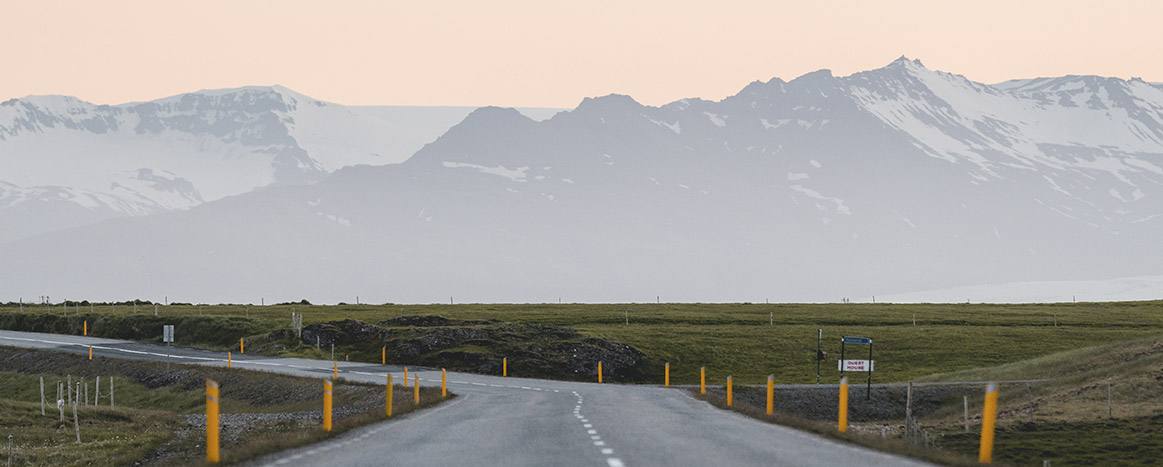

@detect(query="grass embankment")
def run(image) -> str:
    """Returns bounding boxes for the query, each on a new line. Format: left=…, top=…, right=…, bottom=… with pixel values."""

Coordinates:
left=693, top=388, right=978, bottom=466
left=693, top=334, right=1163, bottom=466
left=922, top=335, right=1163, bottom=466
left=0, top=346, right=449, bottom=466
left=4, top=301, right=1163, bottom=385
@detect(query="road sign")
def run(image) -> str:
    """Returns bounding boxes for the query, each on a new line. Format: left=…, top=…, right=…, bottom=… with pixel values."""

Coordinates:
left=838, top=359, right=875, bottom=372
left=839, top=336, right=876, bottom=399
left=163, top=325, right=174, bottom=344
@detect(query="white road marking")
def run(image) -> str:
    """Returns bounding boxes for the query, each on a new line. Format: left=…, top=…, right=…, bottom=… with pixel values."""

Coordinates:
left=607, top=458, right=625, bottom=467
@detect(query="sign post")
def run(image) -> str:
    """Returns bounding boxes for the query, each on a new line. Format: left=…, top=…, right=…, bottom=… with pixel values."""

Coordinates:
left=815, top=329, right=823, bottom=385
left=840, top=336, right=874, bottom=400
left=163, top=325, right=175, bottom=345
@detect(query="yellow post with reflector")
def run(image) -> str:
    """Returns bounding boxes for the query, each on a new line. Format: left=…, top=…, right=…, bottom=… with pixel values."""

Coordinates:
left=381, top=346, right=386, bottom=365
left=413, top=374, right=420, bottom=405
left=83, top=320, right=87, bottom=336
left=385, top=374, right=393, bottom=417
left=766, top=375, right=775, bottom=416
left=206, top=379, right=220, bottom=463
left=332, top=361, right=338, bottom=379
left=979, top=383, right=999, bottom=464
left=227, top=352, right=232, bottom=369
left=403, top=367, right=409, bottom=385
left=239, top=338, right=245, bottom=354
left=502, top=357, right=507, bottom=377
left=838, top=376, right=849, bottom=433
left=88, top=345, right=93, bottom=361
left=597, top=361, right=603, bottom=384
left=726, top=376, right=733, bottom=408
left=323, top=379, right=333, bottom=432
left=699, top=367, right=706, bottom=395
left=441, top=368, right=447, bottom=399
left=664, top=362, right=670, bottom=387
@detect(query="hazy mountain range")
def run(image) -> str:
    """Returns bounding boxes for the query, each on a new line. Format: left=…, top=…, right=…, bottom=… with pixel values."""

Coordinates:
left=0, top=86, right=559, bottom=242
left=2, top=57, right=1161, bottom=303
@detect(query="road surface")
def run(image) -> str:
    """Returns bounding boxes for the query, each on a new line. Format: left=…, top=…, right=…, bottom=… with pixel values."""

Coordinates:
left=0, top=330, right=929, bottom=467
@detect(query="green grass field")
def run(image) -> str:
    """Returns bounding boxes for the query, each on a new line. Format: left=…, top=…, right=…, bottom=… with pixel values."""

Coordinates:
left=5, top=301, right=1162, bottom=385
left=4, top=301, right=1162, bottom=465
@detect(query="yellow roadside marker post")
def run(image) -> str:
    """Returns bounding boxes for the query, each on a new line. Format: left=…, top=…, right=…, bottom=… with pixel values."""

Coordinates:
left=979, top=383, right=999, bottom=464
left=699, top=367, right=706, bottom=395
left=239, top=338, right=245, bottom=354
left=381, top=346, right=386, bottom=365
left=83, top=320, right=87, bottom=336
left=227, top=352, right=232, bottom=369
left=726, top=376, right=733, bottom=408
left=413, top=374, right=420, bottom=406
left=766, top=375, right=775, bottom=416
left=323, top=379, right=333, bottom=432
left=385, top=374, right=394, bottom=417
left=403, top=367, right=409, bottom=385
left=441, top=368, right=447, bottom=399
left=664, top=362, right=670, bottom=387
left=503, top=357, right=508, bottom=377
left=838, top=377, right=849, bottom=433
left=597, top=361, right=603, bottom=384
left=332, top=361, right=338, bottom=379
left=206, top=380, right=220, bottom=463
left=88, top=345, right=93, bottom=361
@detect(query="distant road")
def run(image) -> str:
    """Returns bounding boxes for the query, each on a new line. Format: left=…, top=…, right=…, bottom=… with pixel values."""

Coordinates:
left=0, top=330, right=929, bottom=467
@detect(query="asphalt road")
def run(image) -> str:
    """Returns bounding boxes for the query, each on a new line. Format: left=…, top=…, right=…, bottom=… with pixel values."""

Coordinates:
left=0, top=330, right=930, bottom=467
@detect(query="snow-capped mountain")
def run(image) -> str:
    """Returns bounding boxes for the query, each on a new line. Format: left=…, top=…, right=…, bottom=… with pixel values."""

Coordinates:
left=0, top=86, right=560, bottom=242
left=2, top=57, right=1161, bottom=303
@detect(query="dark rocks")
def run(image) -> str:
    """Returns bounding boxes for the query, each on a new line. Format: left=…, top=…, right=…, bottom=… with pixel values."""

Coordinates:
left=301, top=319, right=386, bottom=348
left=294, top=316, right=659, bottom=382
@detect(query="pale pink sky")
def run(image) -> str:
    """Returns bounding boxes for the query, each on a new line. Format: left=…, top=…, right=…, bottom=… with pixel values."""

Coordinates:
left=4, top=0, right=1161, bottom=108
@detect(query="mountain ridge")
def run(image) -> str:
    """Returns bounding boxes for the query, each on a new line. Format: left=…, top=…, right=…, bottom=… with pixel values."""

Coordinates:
left=2, top=59, right=1161, bottom=303
left=0, top=86, right=562, bottom=243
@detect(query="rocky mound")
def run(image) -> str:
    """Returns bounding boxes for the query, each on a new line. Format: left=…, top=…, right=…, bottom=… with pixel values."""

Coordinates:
left=282, top=316, right=658, bottom=382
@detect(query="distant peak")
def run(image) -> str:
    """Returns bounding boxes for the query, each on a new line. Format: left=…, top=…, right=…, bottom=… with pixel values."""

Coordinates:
left=576, top=94, right=643, bottom=111
left=459, top=106, right=534, bottom=126
left=3, top=94, right=94, bottom=111
left=152, top=85, right=324, bottom=106
left=789, top=68, right=835, bottom=84
left=887, top=55, right=926, bottom=69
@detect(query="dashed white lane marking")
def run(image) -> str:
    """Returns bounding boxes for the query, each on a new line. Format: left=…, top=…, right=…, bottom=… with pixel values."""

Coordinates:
left=570, top=391, right=622, bottom=467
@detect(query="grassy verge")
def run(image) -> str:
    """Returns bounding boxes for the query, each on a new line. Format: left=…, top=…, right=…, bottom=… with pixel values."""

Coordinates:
left=915, top=334, right=1163, bottom=466
left=690, top=388, right=979, bottom=466
left=0, top=346, right=451, bottom=465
